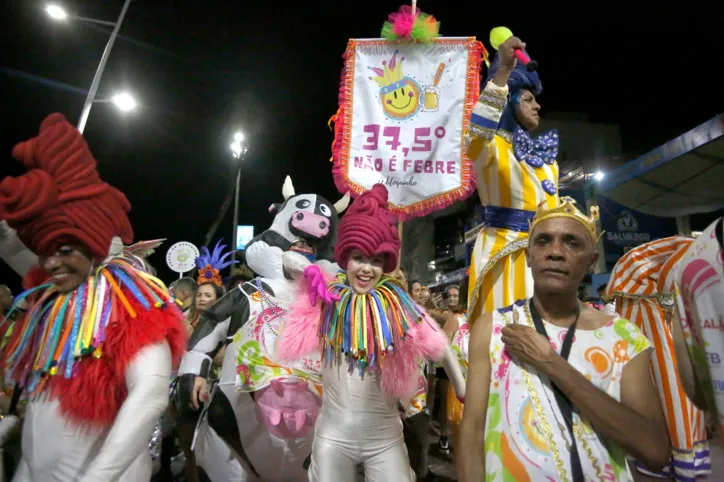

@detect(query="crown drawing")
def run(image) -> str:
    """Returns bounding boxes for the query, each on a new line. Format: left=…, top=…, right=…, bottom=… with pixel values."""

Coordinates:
left=368, top=50, right=408, bottom=93
left=530, top=197, right=601, bottom=243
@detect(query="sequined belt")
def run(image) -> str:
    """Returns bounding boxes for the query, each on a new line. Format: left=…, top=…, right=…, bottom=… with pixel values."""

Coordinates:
left=484, top=205, right=536, bottom=232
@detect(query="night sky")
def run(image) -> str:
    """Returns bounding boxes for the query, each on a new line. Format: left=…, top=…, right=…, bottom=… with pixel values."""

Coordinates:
left=0, top=1, right=721, bottom=289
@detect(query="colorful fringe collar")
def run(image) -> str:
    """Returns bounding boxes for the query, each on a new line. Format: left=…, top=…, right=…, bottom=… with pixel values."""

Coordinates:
left=0, top=256, right=173, bottom=395
left=320, top=274, right=424, bottom=373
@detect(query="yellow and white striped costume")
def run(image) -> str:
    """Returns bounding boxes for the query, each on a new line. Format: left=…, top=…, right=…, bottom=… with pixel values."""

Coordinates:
left=607, top=237, right=710, bottom=481
left=466, top=81, right=559, bottom=322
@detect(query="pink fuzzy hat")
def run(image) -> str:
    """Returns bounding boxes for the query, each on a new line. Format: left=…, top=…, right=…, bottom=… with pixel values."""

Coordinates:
left=335, top=184, right=400, bottom=273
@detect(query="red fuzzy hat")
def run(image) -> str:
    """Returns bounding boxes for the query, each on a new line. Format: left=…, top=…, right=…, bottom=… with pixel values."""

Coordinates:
left=334, top=184, right=400, bottom=273
left=0, top=113, right=133, bottom=259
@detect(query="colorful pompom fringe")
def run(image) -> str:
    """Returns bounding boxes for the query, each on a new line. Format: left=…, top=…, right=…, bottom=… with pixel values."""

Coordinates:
left=381, top=5, right=440, bottom=44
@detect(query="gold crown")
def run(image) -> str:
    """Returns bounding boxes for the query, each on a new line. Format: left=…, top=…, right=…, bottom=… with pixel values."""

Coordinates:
left=369, top=51, right=405, bottom=89
left=530, top=197, right=601, bottom=243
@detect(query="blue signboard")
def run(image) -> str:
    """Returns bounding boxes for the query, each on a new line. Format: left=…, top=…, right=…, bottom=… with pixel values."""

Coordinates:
left=236, top=225, right=255, bottom=250
left=598, top=196, right=677, bottom=267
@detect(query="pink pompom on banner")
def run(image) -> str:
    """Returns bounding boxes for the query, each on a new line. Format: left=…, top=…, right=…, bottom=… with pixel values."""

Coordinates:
left=388, top=5, right=417, bottom=39
left=380, top=4, right=440, bottom=45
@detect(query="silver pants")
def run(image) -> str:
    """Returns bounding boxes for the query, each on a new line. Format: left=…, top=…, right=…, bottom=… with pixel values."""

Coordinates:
left=308, top=366, right=414, bottom=482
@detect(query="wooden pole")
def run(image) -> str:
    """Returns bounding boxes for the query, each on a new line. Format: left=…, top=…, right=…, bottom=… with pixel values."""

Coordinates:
left=396, top=219, right=404, bottom=271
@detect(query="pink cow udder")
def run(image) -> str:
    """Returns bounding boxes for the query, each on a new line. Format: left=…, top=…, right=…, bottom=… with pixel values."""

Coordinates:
left=254, top=378, right=322, bottom=439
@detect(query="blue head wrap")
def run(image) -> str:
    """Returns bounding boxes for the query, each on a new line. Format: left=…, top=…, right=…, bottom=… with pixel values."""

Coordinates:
left=485, top=51, right=542, bottom=134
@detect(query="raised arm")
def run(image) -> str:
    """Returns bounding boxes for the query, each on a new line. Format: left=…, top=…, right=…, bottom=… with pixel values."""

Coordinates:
left=78, top=342, right=171, bottom=482
left=467, top=81, right=509, bottom=150
left=0, top=221, right=38, bottom=277
left=465, top=36, right=524, bottom=179
left=457, top=313, right=493, bottom=482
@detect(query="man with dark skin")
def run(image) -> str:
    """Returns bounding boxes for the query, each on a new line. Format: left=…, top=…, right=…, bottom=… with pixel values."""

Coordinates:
left=458, top=199, right=671, bottom=480
left=0, top=113, right=186, bottom=481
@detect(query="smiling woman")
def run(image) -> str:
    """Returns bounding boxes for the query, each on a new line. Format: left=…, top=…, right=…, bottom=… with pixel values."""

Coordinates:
left=38, top=244, right=93, bottom=293
left=0, top=113, right=187, bottom=481
left=277, top=184, right=466, bottom=482
left=345, top=249, right=384, bottom=294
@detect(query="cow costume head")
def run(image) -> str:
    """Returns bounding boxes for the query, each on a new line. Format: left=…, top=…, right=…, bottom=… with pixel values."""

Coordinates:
left=244, top=176, right=349, bottom=279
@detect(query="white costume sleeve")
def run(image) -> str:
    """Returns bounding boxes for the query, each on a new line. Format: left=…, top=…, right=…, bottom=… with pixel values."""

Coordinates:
left=282, top=250, right=312, bottom=280
left=314, top=259, right=341, bottom=276
left=77, top=342, right=172, bottom=482
left=0, top=221, right=38, bottom=277
left=245, top=239, right=284, bottom=279
left=467, top=81, right=509, bottom=145
left=441, top=345, right=466, bottom=400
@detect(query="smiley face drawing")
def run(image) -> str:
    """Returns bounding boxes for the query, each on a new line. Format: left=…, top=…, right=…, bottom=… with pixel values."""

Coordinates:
left=369, top=50, right=422, bottom=121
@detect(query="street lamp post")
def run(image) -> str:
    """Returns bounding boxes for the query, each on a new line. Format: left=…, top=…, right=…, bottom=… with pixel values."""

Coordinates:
left=46, top=1, right=133, bottom=133
left=230, top=132, right=248, bottom=264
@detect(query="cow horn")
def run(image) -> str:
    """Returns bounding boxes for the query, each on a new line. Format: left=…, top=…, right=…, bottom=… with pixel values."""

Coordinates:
left=334, top=191, right=351, bottom=214
left=282, top=176, right=295, bottom=200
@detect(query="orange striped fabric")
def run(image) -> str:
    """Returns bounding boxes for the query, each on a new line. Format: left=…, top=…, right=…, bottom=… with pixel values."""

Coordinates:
left=606, top=237, right=709, bottom=479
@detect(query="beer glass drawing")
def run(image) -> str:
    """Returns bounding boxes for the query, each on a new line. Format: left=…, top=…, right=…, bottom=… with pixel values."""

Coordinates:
left=421, top=62, right=445, bottom=112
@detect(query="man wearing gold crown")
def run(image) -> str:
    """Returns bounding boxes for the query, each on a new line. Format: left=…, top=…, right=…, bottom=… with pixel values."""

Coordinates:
left=458, top=197, right=671, bottom=481
left=465, top=36, right=560, bottom=323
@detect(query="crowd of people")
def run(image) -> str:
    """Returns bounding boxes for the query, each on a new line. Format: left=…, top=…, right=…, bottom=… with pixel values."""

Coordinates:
left=0, top=32, right=721, bottom=482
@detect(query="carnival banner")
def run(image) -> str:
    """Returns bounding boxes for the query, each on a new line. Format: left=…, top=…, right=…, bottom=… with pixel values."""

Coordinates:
left=332, top=37, right=484, bottom=219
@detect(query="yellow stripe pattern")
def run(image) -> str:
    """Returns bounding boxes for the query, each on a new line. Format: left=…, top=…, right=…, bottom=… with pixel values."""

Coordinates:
left=465, top=81, right=559, bottom=321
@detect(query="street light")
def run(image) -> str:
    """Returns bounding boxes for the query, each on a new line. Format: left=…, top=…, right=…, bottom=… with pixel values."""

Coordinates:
left=110, top=92, right=137, bottom=111
left=593, top=171, right=605, bottom=182
left=231, top=132, right=246, bottom=159
left=91, top=92, right=137, bottom=113
left=230, top=131, right=248, bottom=263
left=45, top=1, right=133, bottom=133
left=45, top=4, right=68, bottom=21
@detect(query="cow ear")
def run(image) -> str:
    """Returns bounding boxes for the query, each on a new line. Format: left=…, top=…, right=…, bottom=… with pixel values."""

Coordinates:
left=269, top=203, right=281, bottom=214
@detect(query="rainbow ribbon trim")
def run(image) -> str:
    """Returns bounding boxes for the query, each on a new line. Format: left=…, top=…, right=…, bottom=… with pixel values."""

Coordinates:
left=319, top=274, right=424, bottom=373
left=0, top=256, right=173, bottom=395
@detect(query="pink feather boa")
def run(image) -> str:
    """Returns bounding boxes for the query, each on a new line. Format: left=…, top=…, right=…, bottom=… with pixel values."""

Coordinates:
left=276, top=273, right=448, bottom=401
left=276, top=270, right=335, bottom=362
